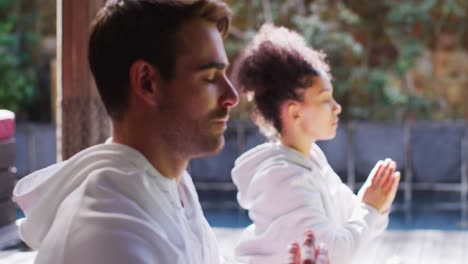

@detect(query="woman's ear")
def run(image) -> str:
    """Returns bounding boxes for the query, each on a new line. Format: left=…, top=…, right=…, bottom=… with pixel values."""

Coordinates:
left=280, top=100, right=301, bottom=129
left=286, top=101, right=301, bottom=122
left=129, top=60, right=160, bottom=107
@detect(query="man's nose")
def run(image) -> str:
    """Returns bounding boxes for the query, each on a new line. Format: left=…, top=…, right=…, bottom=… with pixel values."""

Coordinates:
left=219, top=76, right=239, bottom=108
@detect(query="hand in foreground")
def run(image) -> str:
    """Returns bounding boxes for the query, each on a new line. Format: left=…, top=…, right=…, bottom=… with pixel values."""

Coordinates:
left=288, top=231, right=329, bottom=264
left=358, top=158, right=401, bottom=213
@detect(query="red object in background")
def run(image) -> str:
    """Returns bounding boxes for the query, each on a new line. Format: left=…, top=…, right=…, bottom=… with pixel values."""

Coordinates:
left=0, top=110, right=15, bottom=140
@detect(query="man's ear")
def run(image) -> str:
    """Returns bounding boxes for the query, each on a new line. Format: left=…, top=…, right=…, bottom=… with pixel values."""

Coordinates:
left=129, top=60, right=160, bottom=107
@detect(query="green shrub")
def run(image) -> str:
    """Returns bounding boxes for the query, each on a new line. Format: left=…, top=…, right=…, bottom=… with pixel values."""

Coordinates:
left=0, top=0, right=38, bottom=114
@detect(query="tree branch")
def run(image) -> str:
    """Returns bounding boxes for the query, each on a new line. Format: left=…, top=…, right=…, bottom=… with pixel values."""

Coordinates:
left=261, top=0, right=273, bottom=23
left=228, top=25, right=249, bottom=40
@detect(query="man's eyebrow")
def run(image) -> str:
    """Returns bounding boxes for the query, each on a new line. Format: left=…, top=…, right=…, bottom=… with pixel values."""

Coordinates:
left=196, top=62, right=229, bottom=71
left=320, top=88, right=332, bottom=93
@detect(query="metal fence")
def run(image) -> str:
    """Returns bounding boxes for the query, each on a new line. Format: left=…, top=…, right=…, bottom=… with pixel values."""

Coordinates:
left=3, top=121, right=468, bottom=219
left=190, top=120, right=468, bottom=220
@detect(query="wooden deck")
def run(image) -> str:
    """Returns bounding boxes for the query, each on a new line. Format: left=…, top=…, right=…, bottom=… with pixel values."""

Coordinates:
left=1, top=229, right=467, bottom=263
left=0, top=251, right=36, bottom=264
left=215, top=228, right=468, bottom=264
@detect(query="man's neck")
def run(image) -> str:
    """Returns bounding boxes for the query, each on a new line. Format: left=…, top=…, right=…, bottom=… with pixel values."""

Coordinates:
left=112, top=122, right=188, bottom=184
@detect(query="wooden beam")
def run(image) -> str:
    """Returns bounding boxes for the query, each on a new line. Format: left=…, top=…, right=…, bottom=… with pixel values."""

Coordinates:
left=57, top=0, right=109, bottom=160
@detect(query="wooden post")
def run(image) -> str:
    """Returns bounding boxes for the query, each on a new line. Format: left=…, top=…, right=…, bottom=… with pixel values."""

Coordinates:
left=57, top=0, right=109, bottom=161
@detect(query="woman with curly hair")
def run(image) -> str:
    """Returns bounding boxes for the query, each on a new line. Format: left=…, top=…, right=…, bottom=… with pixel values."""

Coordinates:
left=231, top=24, right=400, bottom=264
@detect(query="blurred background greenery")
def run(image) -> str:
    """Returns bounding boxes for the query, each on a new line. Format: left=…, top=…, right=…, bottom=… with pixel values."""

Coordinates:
left=0, top=0, right=466, bottom=122
left=0, top=0, right=55, bottom=121
left=225, top=0, right=467, bottom=121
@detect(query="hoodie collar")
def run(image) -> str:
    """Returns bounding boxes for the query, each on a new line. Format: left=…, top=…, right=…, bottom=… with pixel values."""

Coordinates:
left=104, top=138, right=182, bottom=208
left=104, top=138, right=180, bottom=197
left=275, top=141, right=316, bottom=171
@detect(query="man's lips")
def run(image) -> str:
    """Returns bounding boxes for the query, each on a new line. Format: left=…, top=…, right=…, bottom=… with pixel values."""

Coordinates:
left=212, top=116, right=229, bottom=123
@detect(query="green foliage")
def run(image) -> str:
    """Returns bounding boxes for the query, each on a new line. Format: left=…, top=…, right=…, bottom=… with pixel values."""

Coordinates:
left=227, top=0, right=466, bottom=120
left=0, top=0, right=38, bottom=113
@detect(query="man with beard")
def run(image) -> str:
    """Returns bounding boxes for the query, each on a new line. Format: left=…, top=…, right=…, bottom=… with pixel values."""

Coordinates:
left=13, top=1, right=325, bottom=263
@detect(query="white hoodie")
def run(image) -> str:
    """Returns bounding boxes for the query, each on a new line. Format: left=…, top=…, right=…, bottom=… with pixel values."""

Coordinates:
left=13, top=142, right=220, bottom=264
left=232, top=142, right=388, bottom=264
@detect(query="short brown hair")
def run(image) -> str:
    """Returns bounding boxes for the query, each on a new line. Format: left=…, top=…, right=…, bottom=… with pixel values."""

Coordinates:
left=88, top=0, right=231, bottom=119
left=233, top=24, right=330, bottom=138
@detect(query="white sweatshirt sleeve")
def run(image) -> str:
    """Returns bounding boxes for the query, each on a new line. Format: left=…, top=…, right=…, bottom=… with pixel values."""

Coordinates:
left=245, top=162, right=387, bottom=264
left=332, top=173, right=389, bottom=241
left=315, top=144, right=389, bottom=243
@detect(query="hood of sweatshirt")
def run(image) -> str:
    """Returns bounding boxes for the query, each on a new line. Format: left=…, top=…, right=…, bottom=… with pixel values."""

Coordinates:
left=232, top=142, right=321, bottom=210
left=12, top=142, right=152, bottom=249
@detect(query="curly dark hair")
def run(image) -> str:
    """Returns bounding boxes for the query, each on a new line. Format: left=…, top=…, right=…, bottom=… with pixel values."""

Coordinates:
left=233, top=24, right=330, bottom=138
left=88, top=0, right=231, bottom=120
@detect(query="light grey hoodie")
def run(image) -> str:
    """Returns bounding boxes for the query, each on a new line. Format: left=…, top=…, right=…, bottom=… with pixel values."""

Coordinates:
left=232, top=142, right=388, bottom=264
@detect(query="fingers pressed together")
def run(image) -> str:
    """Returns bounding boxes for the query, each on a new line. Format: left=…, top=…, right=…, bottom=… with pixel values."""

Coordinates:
left=288, top=231, right=329, bottom=264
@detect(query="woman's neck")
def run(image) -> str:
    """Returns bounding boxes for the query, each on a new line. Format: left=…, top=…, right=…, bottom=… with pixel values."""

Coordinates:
left=280, top=131, right=314, bottom=157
